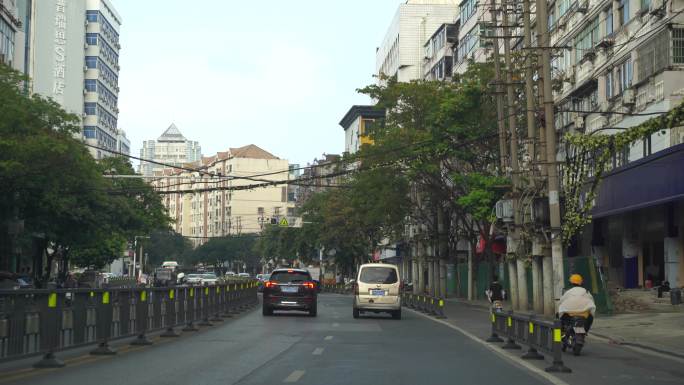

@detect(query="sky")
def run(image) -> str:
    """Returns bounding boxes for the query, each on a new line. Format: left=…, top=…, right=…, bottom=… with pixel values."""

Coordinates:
left=114, top=0, right=404, bottom=167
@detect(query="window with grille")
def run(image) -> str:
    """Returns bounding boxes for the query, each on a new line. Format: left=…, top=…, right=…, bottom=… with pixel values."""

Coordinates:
left=673, top=28, right=684, bottom=64
left=636, top=29, right=670, bottom=81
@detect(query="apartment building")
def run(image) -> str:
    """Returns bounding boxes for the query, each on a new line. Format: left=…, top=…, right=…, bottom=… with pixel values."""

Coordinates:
left=376, top=0, right=459, bottom=81
left=339, top=105, right=386, bottom=154
left=547, top=0, right=684, bottom=289
left=139, top=124, right=202, bottom=177
left=0, top=0, right=24, bottom=71
left=152, top=145, right=295, bottom=247
left=453, top=0, right=493, bottom=74
left=423, top=23, right=460, bottom=80
left=26, top=0, right=126, bottom=158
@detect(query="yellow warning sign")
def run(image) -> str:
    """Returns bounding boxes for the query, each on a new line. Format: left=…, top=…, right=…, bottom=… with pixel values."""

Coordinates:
left=278, top=217, right=289, bottom=227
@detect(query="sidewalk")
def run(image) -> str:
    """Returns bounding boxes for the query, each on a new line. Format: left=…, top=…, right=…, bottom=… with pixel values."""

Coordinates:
left=443, top=297, right=684, bottom=358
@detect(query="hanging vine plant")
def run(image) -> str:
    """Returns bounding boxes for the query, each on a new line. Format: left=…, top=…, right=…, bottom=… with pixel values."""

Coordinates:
left=561, top=101, right=684, bottom=243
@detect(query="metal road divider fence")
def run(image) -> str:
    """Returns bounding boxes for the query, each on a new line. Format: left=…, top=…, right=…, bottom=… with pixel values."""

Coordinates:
left=321, top=284, right=352, bottom=294
left=0, top=281, right=258, bottom=368
left=401, top=292, right=447, bottom=319
left=487, top=310, right=571, bottom=373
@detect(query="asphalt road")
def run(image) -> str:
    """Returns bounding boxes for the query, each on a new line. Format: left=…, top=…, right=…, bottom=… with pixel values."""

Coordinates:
left=0, top=294, right=552, bottom=385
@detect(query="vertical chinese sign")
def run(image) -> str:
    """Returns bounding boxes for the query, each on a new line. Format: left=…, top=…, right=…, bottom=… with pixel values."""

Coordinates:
left=53, top=0, right=67, bottom=103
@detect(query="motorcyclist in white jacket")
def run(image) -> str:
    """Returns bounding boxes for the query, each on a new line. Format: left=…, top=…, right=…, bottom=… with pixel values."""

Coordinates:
left=558, top=274, right=596, bottom=332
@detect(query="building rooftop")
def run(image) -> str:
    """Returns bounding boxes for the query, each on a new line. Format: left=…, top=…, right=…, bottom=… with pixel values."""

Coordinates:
left=158, top=123, right=187, bottom=142
left=228, top=144, right=279, bottom=160
left=339, top=105, right=386, bottom=130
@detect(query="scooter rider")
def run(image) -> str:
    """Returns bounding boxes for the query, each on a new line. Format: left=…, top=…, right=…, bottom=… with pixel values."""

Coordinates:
left=558, top=274, right=596, bottom=332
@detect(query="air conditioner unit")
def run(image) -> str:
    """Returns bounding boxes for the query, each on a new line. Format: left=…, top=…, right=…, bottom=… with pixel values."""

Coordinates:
left=83, top=89, right=88, bottom=95
left=599, top=101, right=610, bottom=113
left=650, top=0, right=665, bottom=17
left=577, top=0, right=589, bottom=13
left=495, top=199, right=514, bottom=223
left=597, top=37, right=615, bottom=49
left=574, top=115, right=585, bottom=129
left=84, top=66, right=89, bottom=71
left=622, top=89, right=635, bottom=105
left=82, top=113, right=88, bottom=119
left=84, top=43, right=89, bottom=49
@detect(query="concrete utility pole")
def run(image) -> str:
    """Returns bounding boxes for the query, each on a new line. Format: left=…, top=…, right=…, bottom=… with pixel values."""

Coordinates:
left=501, top=0, right=526, bottom=311
left=522, top=0, right=544, bottom=314
left=489, top=0, right=519, bottom=308
left=535, top=0, right=565, bottom=310
left=490, top=0, right=508, bottom=172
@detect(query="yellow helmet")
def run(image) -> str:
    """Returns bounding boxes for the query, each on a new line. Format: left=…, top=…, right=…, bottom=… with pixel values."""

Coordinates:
left=569, top=274, right=583, bottom=285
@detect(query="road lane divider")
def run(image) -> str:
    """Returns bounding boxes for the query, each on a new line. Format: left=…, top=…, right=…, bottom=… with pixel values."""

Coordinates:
left=283, top=370, right=306, bottom=383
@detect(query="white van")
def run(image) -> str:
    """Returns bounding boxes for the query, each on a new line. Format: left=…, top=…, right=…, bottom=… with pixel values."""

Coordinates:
left=353, top=263, right=401, bottom=320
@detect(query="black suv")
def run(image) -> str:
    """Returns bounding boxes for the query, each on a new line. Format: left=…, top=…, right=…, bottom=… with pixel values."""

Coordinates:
left=262, top=268, right=317, bottom=316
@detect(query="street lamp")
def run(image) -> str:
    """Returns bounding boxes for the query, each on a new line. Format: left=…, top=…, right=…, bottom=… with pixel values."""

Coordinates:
left=131, top=236, right=150, bottom=280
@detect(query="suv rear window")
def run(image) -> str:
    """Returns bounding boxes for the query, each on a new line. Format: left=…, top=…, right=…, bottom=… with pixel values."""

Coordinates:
left=359, top=267, right=398, bottom=284
left=270, top=271, right=311, bottom=283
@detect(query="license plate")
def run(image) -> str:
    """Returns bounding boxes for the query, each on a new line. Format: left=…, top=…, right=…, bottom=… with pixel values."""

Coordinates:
left=371, top=289, right=385, bottom=296
left=281, top=286, right=298, bottom=293
left=573, top=326, right=586, bottom=334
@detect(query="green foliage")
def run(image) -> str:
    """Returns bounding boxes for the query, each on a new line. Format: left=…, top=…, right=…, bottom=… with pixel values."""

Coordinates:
left=144, top=230, right=194, bottom=267
left=191, top=235, right=258, bottom=269
left=0, top=64, right=169, bottom=274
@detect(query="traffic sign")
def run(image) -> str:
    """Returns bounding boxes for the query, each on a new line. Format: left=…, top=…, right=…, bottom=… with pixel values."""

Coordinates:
left=278, top=217, right=289, bottom=227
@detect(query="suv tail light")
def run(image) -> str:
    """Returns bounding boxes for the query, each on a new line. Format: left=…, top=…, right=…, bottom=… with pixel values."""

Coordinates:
left=264, top=281, right=276, bottom=289
left=303, top=281, right=315, bottom=290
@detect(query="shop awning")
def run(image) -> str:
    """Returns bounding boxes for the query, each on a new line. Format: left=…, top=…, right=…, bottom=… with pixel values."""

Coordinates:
left=592, top=142, right=684, bottom=218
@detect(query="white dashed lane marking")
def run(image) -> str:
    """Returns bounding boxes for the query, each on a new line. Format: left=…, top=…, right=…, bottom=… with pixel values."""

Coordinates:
left=312, top=347, right=324, bottom=355
left=283, top=370, right=305, bottom=383
left=324, top=335, right=333, bottom=340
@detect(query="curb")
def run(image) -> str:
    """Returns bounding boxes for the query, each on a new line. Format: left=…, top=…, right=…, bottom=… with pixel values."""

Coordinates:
left=590, top=332, right=684, bottom=360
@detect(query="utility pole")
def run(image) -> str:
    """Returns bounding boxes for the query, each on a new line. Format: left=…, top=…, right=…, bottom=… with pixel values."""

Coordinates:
left=489, top=0, right=519, bottom=309
left=535, top=0, right=565, bottom=311
left=501, top=0, right=526, bottom=311
left=522, top=0, right=544, bottom=314
left=490, top=0, right=507, bottom=172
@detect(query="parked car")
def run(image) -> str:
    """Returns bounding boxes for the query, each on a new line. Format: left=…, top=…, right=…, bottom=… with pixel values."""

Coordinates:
left=153, top=268, right=177, bottom=287
left=0, top=272, right=33, bottom=290
left=238, top=272, right=250, bottom=278
left=262, top=268, right=317, bottom=316
left=201, top=273, right=219, bottom=286
left=353, top=263, right=401, bottom=320
left=185, top=273, right=204, bottom=285
left=77, top=270, right=105, bottom=289
left=226, top=271, right=236, bottom=277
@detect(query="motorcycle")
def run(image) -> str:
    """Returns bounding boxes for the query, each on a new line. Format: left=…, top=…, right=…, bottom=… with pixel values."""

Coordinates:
left=491, top=300, right=504, bottom=313
left=561, top=313, right=589, bottom=356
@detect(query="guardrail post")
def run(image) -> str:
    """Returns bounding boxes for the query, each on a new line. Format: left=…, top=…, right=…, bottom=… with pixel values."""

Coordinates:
left=429, top=297, right=438, bottom=315
left=198, top=286, right=213, bottom=327
left=91, top=291, right=117, bottom=354
left=161, top=288, right=180, bottom=337
left=521, top=316, right=544, bottom=360
left=210, top=286, right=224, bottom=322
left=434, top=298, right=447, bottom=319
left=502, top=311, right=521, bottom=349
left=486, top=310, right=504, bottom=342
left=182, top=287, right=199, bottom=332
left=131, top=289, right=153, bottom=345
left=545, top=320, right=571, bottom=373
left=221, top=284, right=233, bottom=318
left=34, top=292, right=66, bottom=368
